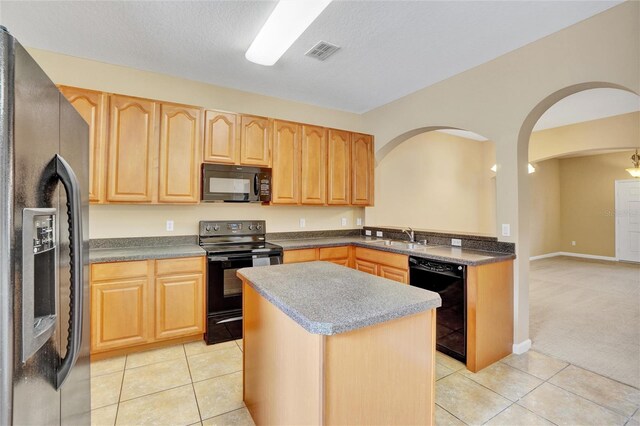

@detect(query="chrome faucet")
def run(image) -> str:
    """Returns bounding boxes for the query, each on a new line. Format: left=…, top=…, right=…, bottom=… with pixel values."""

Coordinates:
left=402, top=227, right=415, bottom=243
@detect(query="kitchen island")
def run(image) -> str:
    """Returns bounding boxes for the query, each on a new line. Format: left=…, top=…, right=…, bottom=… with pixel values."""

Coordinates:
left=237, top=261, right=442, bottom=426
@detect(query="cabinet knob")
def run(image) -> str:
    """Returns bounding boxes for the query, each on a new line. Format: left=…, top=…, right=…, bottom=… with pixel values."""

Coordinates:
left=256, top=224, right=263, bottom=230
left=213, top=225, right=220, bottom=231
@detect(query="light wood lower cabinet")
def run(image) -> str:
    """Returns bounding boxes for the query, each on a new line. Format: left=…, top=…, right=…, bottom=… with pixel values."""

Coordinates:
left=283, top=246, right=407, bottom=283
left=354, top=247, right=409, bottom=284
left=90, top=256, right=205, bottom=356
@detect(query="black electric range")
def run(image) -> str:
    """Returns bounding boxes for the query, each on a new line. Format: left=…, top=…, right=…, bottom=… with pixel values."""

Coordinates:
left=199, top=220, right=283, bottom=344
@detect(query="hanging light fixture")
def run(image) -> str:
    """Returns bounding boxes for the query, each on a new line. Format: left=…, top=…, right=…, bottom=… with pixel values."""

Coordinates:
left=626, top=149, right=640, bottom=178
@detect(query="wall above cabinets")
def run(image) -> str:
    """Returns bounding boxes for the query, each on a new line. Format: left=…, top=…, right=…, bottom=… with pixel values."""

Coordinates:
left=60, top=86, right=374, bottom=207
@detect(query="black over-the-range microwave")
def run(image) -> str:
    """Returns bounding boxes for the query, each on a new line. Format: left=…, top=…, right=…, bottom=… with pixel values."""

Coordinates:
left=201, top=164, right=272, bottom=202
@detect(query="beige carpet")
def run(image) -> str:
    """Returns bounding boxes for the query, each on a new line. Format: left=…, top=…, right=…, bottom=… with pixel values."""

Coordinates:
left=529, top=256, right=640, bottom=389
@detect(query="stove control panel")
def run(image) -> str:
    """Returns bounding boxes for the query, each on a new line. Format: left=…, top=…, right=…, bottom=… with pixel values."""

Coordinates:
left=199, top=220, right=266, bottom=237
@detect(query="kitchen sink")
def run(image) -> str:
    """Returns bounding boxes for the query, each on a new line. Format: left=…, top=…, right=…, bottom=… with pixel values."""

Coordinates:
left=362, top=239, right=438, bottom=251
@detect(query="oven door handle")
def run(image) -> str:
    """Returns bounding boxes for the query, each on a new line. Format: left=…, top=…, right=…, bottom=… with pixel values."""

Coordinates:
left=208, top=253, right=282, bottom=262
left=216, top=316, right=243, bottom=324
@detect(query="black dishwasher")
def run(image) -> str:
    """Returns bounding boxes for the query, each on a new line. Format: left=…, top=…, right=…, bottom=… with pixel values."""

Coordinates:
left=409, top=257, right=466, bottom=362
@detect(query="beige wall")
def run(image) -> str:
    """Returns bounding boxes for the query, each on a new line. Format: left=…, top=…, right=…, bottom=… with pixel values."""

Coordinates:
left=529, top=112, right=640, bottom=162
left=26, top=48, right=366, bottom=237
left=529, top=151, right=636, bottom=258
left=361, top=2, right=639, bottom=346
left=559, top=151, right=634, bottom=257
left=366, top=131, right=496, bottom=236
left=90, top=204, right=363, bottom=238
left=529, top=159, right=562, bottom=257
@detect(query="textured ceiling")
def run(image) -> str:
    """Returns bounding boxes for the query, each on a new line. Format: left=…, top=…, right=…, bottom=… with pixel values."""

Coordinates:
left=0, top=1, right=623, bottom=113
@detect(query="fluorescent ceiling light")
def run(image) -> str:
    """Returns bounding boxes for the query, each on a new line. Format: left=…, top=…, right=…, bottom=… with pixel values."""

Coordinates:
left=245, top=0, right=332, bottom=66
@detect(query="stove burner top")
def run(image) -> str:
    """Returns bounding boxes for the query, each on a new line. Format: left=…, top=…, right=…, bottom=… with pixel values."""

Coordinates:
left=200, top=241, right=283, bottom=256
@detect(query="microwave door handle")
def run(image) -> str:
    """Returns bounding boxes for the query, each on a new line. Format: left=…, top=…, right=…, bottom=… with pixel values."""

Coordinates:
left=54, top=155, right=84, bottom=389
left=253, top=174, right=259, bottom=196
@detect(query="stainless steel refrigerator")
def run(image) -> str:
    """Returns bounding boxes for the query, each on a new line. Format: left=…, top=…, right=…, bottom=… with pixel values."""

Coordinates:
left=0, top=27, right=90, bottom=425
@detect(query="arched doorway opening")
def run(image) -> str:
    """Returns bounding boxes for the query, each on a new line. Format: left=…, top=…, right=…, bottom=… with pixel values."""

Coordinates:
left=520, top=85, right=639, bottom=388
left=369, top=127, right=497, bottom=237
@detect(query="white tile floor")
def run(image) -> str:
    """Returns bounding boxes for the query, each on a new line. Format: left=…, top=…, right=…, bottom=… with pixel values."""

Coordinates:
left=91, top=339, right=640, bottom=425
left=91, top=339, right=253, bottom=426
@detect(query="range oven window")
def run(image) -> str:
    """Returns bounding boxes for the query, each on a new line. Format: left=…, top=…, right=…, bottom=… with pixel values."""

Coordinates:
left=208, top=257, right=251, bottom=312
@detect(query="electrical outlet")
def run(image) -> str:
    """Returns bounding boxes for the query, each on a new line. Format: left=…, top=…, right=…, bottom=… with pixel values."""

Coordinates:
left=451, top=238, right=462, bottom=247
left=299, top=218, right=306, bottom=228
left=501, top=224, right=510, bottom=237
left=571, top=241, right=576, bottom=246
left=341, top=217, right=347, bottom=226
left=356, top=218, right=363, bottom=226
left=166, top=220, right=174, bottom=232
left=365, top=230, right=372, bottom=236
left=376, top=231, right=383, bottom=237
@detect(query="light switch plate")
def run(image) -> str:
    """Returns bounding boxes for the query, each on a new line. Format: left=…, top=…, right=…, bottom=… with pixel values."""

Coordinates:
left=341, top=217, right=347, bottom=226
left=501, top=224, right=510, bottom=237
left=356, top=218, right=363, bottom=226
left=299, top=218, right=306, bottom=228
left=365, top=230, right=372, bottom=236
left=376, top=231, right=383, bottom=237
left=166, top=220, right=174, bottom=232
left=451, top=238, right=462, bottom=247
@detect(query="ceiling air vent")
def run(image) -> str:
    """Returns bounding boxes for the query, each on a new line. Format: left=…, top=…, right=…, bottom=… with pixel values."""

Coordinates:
left=305, top=41, right=340, bottom=61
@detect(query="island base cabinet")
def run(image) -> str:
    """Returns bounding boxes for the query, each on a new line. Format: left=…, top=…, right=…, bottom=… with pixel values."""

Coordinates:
left=243, top=283, right=436, bottom=426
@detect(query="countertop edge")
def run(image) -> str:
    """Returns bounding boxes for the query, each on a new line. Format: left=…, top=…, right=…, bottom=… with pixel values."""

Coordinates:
left=272, top=238, right=516, bottom=266
left=89, top=245, right=206, bottom=264
left=237, top=264, right=442, bottom=336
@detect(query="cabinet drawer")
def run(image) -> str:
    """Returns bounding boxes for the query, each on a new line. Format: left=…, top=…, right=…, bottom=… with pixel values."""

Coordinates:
left=354, top=247, right=408, bottom=270
left=91, top=260, right=149, bottom=281
left=319, top=246, right=350, bottom=260
left=283, top=248, right=318, bottom=263
left=354, top=259, right=377, bottom=276
left=379, top=265, right=409, bottom=284
left=156, top=257, right=204, bottom=276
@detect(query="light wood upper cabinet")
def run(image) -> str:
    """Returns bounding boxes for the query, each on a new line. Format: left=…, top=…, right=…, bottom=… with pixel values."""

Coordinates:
left=158, top=103, right=202, bottom=203
left=240, top=115, right=271, bottom=167
left=59, top=86, right=107, bottom=203
left=107, top=95, right=159, bottom=203
left=203, top=110, right=237, bottom=164
left=351, top=133, right=374, bottom=206
left=327, top=129, right=351, bottom=205
left=272, top=120, right=301, bottom=205
left=300, top=125, right=327, bottom=205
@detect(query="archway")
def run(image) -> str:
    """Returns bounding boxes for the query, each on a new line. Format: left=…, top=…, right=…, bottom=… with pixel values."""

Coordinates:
left=368, top=127, right=497, bottom=237
left=517, top=83, right=639, bottom=387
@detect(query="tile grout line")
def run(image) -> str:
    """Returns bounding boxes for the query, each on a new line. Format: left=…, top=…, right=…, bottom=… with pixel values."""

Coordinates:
left=544, top=363, right=638, bottom=419
left=435, top=402, right=470, bottom=426
left=113, top=354, right=128, bottom=426
left=182, top=344, right=205, bottom=424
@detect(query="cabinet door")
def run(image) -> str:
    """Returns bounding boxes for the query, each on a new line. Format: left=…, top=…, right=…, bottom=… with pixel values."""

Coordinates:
left=203, top=110, right=237, bottom=164
left=59, top=86, right=107, bottom=203
left=158, top=103, right=202, bottom=203
left=271, top=120, right=301, bottom=204
left=300, top=125, right=327, bottom=205
left=91, top=278, right=151, bottom=352
left=240, top=115, right=271, bottom=167
left=379, top=265, right=409, bottom=284
left=107, top=95, right=158, bottom=202
left=327, top=129, right=351, bottom=205
left=354, top=259, right=377, bottom=276
left=351, top=133, right=374, bottom=206
left=155, top=273, right=204, bottom=340
left=319, top=246, right=350, bottom=267
left=283, top=248, right=318, bottom=264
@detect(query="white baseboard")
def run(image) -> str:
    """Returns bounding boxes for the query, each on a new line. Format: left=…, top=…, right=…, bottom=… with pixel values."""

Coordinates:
left=512, top=339, right=532, bottom=355
left=530, top=252, right=618, bottom=262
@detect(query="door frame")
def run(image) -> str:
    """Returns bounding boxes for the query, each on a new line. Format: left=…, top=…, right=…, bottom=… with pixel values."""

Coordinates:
left=615, top=179, right=640, bottom=262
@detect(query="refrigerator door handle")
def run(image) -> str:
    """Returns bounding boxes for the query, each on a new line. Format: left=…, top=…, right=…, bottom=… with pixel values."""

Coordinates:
left=54, top=154, right=84, bottom=389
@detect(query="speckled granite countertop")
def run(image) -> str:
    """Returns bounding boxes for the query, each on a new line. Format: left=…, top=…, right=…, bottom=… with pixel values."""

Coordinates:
left=237, top=261, right=442, bottom=335
left=89, top=236, right=205, bottom=263
left=272, top=237, right=515, bottom=266
left=90, top=245, right=205, bottom=263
